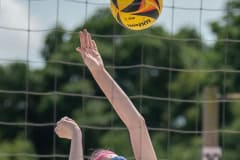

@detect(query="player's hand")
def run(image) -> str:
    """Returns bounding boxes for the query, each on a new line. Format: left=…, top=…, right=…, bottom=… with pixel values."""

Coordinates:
left=55, top=116, right=81, bottom=140
left=76, top=29, right=104, bottom=72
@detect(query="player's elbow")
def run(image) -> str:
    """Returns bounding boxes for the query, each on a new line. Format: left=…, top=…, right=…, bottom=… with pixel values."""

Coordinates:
left=126, top=115, right=146, bottom=130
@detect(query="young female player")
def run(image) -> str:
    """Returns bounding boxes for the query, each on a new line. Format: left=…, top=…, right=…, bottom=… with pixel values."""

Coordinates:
left=55, top=29, right=157, bottom=160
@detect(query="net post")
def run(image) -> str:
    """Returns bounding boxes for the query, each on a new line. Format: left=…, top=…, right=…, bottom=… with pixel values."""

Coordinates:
left=202, top=86, right=222, bottom=160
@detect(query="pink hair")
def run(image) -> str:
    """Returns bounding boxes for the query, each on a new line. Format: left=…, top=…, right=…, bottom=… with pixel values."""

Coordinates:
left=92, top=150, right=116, bottom=160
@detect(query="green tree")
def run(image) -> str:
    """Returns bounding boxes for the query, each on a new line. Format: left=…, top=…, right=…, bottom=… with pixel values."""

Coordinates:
left=0, top=134, right=37, bottom=160
left=210, top=0, right=240, bottom=159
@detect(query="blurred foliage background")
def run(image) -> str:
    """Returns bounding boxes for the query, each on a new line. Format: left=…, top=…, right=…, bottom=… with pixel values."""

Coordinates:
left=0, top=0, right=240, bottom=159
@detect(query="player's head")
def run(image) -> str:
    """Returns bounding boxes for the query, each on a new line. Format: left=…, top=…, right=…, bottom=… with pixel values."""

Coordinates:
left=90, top=149, right=126, bottom=160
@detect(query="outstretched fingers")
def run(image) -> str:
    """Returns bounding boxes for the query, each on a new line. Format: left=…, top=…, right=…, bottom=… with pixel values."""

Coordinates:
left=91, top=40, right=100, bottom=57
left=80, top=29, right=96, bottom=49
left=85, top=29, right=91, bottom=48
left=80, top=31, right=86, bottom=49
left=91, top=40, right=97, bottom=49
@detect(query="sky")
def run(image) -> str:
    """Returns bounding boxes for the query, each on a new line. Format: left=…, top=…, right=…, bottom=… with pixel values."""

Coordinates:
left=0, top=0, right=227, bottom=69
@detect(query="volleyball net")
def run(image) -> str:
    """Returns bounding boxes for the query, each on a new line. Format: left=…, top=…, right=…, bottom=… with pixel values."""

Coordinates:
left=0, top=0, right=240, bottom=159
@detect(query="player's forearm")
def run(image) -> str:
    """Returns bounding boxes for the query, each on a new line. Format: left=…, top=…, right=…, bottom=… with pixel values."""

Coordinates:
left=91, top=69, right=158, bottom=160
left=129, top=123, right=158, bottom=160
left=90, top=68, right=143, bottom=128
left=69, top=129, right=83, bottom=160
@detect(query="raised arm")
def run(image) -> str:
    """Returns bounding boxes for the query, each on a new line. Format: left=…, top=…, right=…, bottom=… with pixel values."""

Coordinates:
left=76, top=29, right=157, bottom=160
left=55, top=117, right=83, bottom=160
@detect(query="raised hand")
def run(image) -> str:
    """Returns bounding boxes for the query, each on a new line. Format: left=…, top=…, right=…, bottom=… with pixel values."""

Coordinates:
left=76, top=29, right=104, bottom=72
left=55, top=116, right=81, bottom=140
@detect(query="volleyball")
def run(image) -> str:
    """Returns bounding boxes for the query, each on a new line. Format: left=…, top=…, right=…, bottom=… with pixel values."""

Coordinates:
left=110, top=0, right=163, bottom=30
